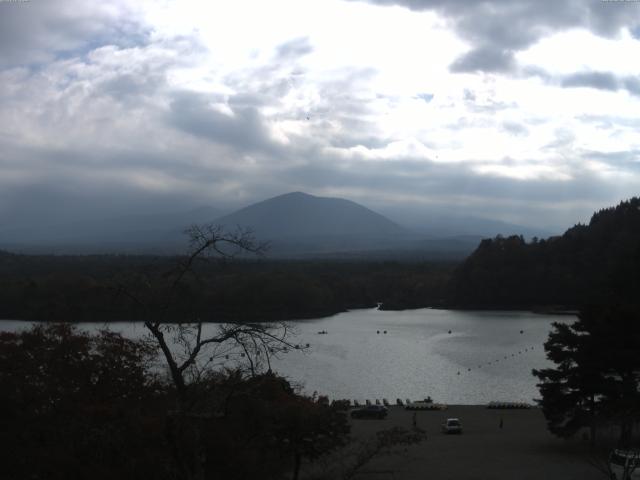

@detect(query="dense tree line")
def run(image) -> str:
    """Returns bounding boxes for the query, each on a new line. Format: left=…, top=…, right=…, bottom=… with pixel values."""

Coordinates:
left=0, top=252, right=453, bottom=322
left=447, top=197, right=640, bottom=309
left=0, top=324, right=350, bottom=480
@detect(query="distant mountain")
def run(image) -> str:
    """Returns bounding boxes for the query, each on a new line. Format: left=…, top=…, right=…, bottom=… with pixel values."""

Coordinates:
left=0, top=206, right=224, bottom=253
left=447, top=197, right=640, bottom=309
left=213, top=192, right=419, bottom=255
left=215, top=192, right=405, bottom=238
left=0, top=190, right=556, bottom=259
left=411, top=215, right=552, bottom=239
left=377, top=207, right=554, bottom=239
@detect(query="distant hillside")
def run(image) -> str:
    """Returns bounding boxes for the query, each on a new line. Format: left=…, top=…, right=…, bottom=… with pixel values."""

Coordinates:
left=447, top=198, right=640, bottom=309
left=215, top=192, right=405, bottom=238
left=396, top=214, right=553, bottom=239
left=0, top=206, right=223, bottom=254
left=214, top=192, right=418, bottom=255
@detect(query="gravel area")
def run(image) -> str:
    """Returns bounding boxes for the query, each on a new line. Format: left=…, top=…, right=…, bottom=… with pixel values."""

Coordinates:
left=343, top=405, right=606, bottom=480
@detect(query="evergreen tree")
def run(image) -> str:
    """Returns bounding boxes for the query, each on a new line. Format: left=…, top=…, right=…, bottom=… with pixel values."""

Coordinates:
left=533, top=304, right=640, bottom=447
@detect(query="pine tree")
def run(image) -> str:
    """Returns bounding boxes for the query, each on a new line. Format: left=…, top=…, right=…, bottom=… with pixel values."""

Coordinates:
left=533, top=304, right=640, bottom=447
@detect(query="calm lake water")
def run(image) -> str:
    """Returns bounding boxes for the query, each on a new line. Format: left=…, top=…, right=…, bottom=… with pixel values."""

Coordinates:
left=0, top=308, right=573, bottom=404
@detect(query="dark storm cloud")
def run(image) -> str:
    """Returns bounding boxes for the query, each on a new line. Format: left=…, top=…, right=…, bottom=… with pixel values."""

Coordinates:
left=0, top=136, right=244, bottom=231
left=348, top=0, right=640, bottom=73
left=278, top=152, right=618, bottom=215
left=623, top=77, right=640, bottom=96
left=0, top=0, right=147, bottom=68
left=449, top=45, right=515, bottom=73
left=562, top=71, right=619, bottom=91
left=99, top=71, right=166, bottom=101
left=582, top=149, right=640, bottom=169
left=560, top=71, right=640, bottom=96
left=167, top=90, right=278, bottom=154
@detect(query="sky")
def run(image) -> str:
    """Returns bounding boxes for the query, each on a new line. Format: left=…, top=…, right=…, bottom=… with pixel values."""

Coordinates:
left=1, top=0, right=639, bottom=231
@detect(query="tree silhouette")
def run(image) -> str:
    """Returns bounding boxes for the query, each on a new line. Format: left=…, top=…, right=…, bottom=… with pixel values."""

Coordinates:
left=115, top=224, right=302, bottom=480
left=533, top=304, right=640, bottom=448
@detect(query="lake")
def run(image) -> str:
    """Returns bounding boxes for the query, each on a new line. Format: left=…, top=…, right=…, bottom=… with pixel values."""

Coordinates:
left=0, top=308, right=572, bottom=405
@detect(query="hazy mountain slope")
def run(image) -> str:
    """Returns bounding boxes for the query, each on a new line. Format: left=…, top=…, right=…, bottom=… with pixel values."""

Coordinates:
left=214, top=192, right=407, bottom=240
left=0, top=206, right=223, bottom=252
left=377, top=206, right=554, bottom=239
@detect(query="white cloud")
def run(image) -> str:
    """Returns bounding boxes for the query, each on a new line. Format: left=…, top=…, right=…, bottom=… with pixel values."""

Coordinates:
left=1, top=0, right=640, bottom=230
left=518, top=28, right=640, bottom=76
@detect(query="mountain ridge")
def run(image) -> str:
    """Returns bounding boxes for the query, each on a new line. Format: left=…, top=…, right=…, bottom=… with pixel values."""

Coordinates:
left=213, top=191, right=409, bottom=241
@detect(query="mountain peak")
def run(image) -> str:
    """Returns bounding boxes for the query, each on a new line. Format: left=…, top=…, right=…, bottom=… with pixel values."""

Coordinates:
left=215, top=192, right=405, bottom=242
left=280, top=191, right=313, bottom=198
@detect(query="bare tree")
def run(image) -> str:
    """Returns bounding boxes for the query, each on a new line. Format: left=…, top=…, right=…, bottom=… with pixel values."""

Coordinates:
left=115, top=224, right=302, bottom=480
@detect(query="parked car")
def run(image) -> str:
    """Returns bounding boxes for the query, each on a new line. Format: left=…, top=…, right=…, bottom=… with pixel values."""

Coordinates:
left=350, top=405, right=388, bottom=419
left=609, top=449, right=640, bottom=479
left=441, top=418, right=463, bottom=434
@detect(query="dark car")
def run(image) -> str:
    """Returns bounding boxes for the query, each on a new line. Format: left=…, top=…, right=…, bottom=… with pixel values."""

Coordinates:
left=350, top=405, right=388, bottom=419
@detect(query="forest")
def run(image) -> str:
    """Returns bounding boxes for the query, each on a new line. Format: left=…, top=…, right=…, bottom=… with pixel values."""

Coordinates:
left=0, top=251, right=453, bottom=323
left=447, top=197, right=640, bottom=310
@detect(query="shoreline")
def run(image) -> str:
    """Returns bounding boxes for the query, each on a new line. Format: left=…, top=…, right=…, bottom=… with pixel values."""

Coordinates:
left=0, top=304, right=579, bottom=325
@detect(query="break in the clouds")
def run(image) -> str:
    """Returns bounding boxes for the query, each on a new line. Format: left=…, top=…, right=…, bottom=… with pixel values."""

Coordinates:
left=350, top=0, right=640, bottom=73
left=1, top=0, right=640, bottom=232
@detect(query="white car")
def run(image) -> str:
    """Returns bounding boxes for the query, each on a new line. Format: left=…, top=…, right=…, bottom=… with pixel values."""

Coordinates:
left=441, top=418, right=463, bottom=434
left=610, top=450, right=640, bottom=479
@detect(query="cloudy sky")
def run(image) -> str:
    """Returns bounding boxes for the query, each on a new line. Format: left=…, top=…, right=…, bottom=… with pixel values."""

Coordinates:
left=1, top=0, right=640, bottom=231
